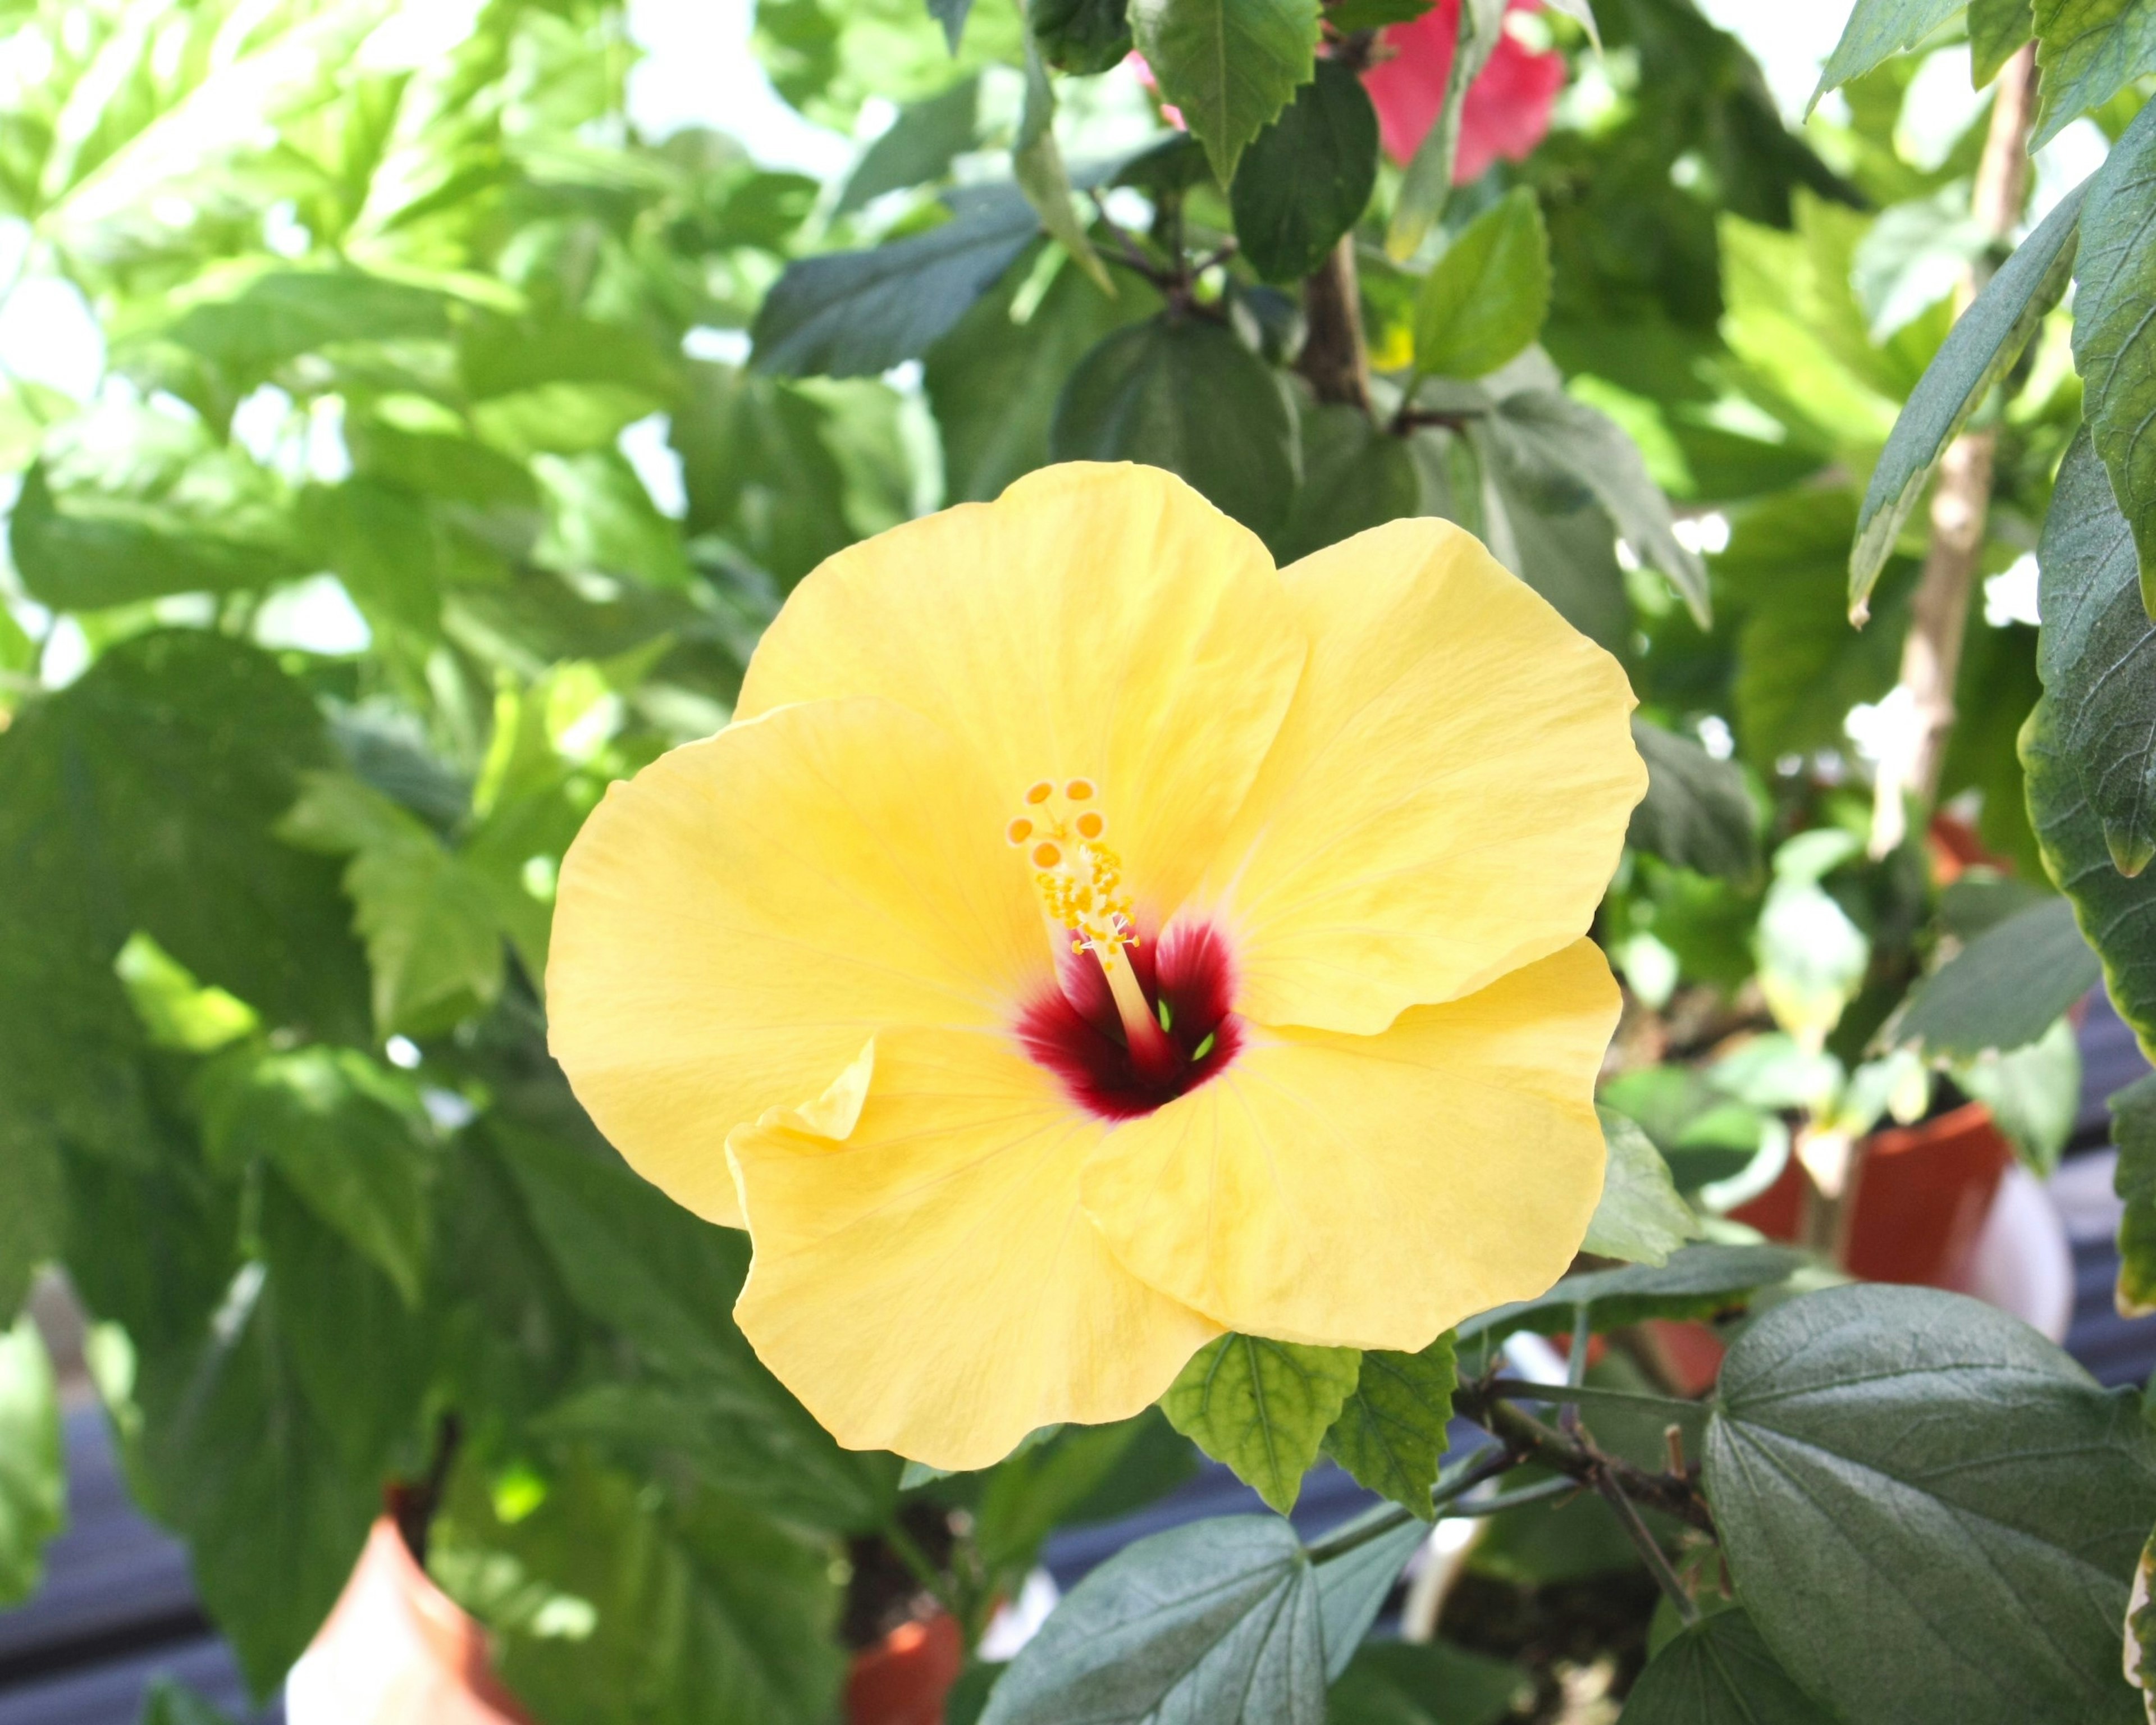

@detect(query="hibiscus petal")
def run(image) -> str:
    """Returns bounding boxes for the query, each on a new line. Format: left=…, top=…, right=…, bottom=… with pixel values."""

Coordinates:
left=1199, top=517, right=1643, bottom=1036
left=729, top=1026, right=1219, bottom=1468
left=547, top=696, right=1040, bottom=1226
left=736, top=462, right=1307, bottom=924
left=1080, top=940, right=1618, bottom=1350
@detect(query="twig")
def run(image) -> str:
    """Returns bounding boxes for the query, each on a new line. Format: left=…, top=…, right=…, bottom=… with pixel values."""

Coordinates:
left=1297, top=234, right=1372, bottom=409
left=1597, top=1472, right=1701, bottom=1624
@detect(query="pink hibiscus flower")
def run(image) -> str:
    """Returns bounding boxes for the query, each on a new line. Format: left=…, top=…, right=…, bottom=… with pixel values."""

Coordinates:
left=1364, top=0, right=1567, bottom=183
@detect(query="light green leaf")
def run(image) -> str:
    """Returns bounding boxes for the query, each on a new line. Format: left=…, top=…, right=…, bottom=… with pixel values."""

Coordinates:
left=1707, top=1282, right=2156, bottom=1725
left=2036, top=428, right=2156, bottom=877
left=1388, top=0, right=1502, bottom=257
left=1851, top=180, right=2085, bottom=619
left=0, top=1318, right=63, bottom=1606
left=2034, top=0, right=2156, bottom=145
left=1952, top=1014, right=2080, bottom=1174
left=1230, top=61, right=1379, bottom=284
left=1627, top=718, right=1760, bottom=880
left=1972, top=0, right=2036, bottom=85
left=2073, top=97, right=2156, bottom=615
left=835, top=75, right=981, bottom=214
left=1128, top=0, right=1321, bottom=182
left=981, top=1516, right=1325, bottom=1725
left=1619, top=1607, right=1834, bottom=1725
left=532, top=450, right=693, bottom=591
left=2108, top=1073, right=2156, bottom=1315
left=1326, top=1641, right=1529, bottom=1725
left=1319, top=1334, right=1456, bottom=1516
left=1809, top=0, right=1966, bottom=110
left=1050, top=313, right=1299, bottom=538
left=1897, top=896, right=2099, bottom=1057
left=1582, top=1108, right=1701, bottom=1267
left=1484, top=390, right=1709, bottom=624
left=1412, top=189, right=1550, bottom=378
left=1015, top=39, right=1112, bottom=291
left=1163, top=1334, right=1362, bottom=1513
left=1753, top=857, right=1870, bottom=1044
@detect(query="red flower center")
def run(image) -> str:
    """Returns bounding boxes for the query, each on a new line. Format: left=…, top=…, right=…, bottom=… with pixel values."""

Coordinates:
left=1017, top=920, right=1244, bottom=1120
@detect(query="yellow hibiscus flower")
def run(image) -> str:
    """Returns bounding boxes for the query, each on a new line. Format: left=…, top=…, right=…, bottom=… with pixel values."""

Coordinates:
left=547, top=463, right=1643, bottom=1469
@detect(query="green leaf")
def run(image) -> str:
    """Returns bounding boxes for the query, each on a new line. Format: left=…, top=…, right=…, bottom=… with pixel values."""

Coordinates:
left=1619, top=1607, right=1834, bottom=1725
left=1163, top=1334, right=1362, bottom=1513
left=1851, top=180, right=2085, bottom=618
left=930, top=0, right=975, bottom=52
left=436, top=1454, right=845, bottom=1725
left=1128, top=0, right=1321, bottom=182
left=1014, top=39, right=1112, bottom=291
left=1582, top=1108, right=1701, bottom=1267
left=1312, top=1513, right=1429, bottom=1678
left=2025, top=697, right=2156, bottom=1060
left=2036, top=428, right=2156, bottom=877
left=532, top=450, right=693, bottom=591
left=0, top=1129, right=61, bottom=1320
left=835, top=75, right=980, bottom=215
left=671, top=362, right=855, bottom=586
left=1484, top=390, right=1709, bottom=624
left=1456, top=1243, right=1808, bottom=1350
left=980, top=1515, right=1325, bottom=1725
left=0, top=1318, right=62, bottom=1606
left=1230, top=62, right=1378, bottom=284
left=1627, top=718, right=1760, bottom=880
left=1707, top=1282, right=2156, bottom=1725
left=1319, top=1335, right=1456, bottom=1516
left=974, top=1420, right=1152, bottom=1576
left=1412, top=189, right=1551, bottom=378
left=2074, top=98, right=2156, bottom=617
left=139, top=1679, right=237, bottom=1725
left=1808, top=0, right=1965, bottom=110
left=2034, top=0, right=2156, bottom=145
left=11, top=404, right=312, bottom=609
left=927, top=248, right=1158, bottom=503
left=197, top=1046, right=435, bottom=1308
left=1275, top=403, right=1418, bottom=562
left=1895, top=896, right=2099, bottom=1057
left=1971, top=0, right=2036, bottom=85
left=752, top=189, right=1039, bottom=378
left=1034, top=0, right=1134, bottom=72
left=1326, top=1641, right=1528, bottom=1725
left=1952, top=1014, right=2080, bottom=1174
left=1050, top=313, right=1299, bottom=539
left=2109, top=1073, right=2156, bottom=1315
left=1387, top=0, right=1502, bottom=258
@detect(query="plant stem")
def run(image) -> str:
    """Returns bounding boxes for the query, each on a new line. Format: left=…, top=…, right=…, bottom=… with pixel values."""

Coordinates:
left=1298, top=234, right=1372, bottom=410
left=1463, top=1388, right=1714, bottom=1534
left=1596, top=1472, right=1701, bottom=1625
left=1303, top=1445, right=1519, bottom=1563
left=883, top=1516, right=963, bottom=1623
left=1866, top=43, right=2038, bottom=856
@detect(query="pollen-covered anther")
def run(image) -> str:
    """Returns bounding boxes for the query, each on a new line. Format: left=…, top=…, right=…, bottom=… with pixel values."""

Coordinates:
left=1010, top=777, right=1137, bottom=969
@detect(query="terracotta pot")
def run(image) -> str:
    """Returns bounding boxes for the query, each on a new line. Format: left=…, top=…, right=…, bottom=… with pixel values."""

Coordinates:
left=1733, top=1100, right=2014, bottom=1288
left=846, top=1613, right=964, bottom=1725
left=285, top=1518, right=533, bottom=1724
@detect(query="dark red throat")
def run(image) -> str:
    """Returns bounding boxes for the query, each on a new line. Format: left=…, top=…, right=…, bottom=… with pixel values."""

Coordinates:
left=1017, top=920, right=1243, bottom=1120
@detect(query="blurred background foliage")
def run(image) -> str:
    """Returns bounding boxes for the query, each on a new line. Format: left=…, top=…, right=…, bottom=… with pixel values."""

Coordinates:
left=0, top=0, right=2123, bottom=1719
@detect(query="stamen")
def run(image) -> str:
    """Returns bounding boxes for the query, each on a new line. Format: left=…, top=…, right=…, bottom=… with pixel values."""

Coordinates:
left=1026, top=781, right=1054, bottom=805
left=1007, top=818, right=1033, bottom=846
left=1066, top=778, right=1095, bottom=801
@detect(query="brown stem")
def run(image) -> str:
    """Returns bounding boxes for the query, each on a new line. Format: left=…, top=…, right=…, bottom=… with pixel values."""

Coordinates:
left=1459, top=1382, right=1714, bottom=1534
left=1297, top=234, right=1372, bottom=410
left=1867, top=43, right=2038, bottom=856
left=387, top=1413, right=462, bottom=1565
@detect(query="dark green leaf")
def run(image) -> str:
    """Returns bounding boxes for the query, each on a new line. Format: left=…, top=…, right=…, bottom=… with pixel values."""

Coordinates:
left=2109, top=1073, right=2156, bottom=1313
left=1412, top=189, right=1551, bottom=378
left=1275, top=404, right=1418, bottom=561
left=1809, top=0, right=1965, bottom=109
left=1050, top=313, right=1299, bottom=537
left=1128, top=0, right=1321, bottom=182
left=1231, top=62, right=1378, bottom=284
left=671, top=362, right=853, bottom=585
left=1326, top=1640, right=1528, bottom=1725
left=2074, top=98, right=2156, bottom=615
left=1312, top=1513, right=1428, bottom=1678
left=1484, top=390, right=1709, bottom=623
left=1852, top=180, right=2085, bottom=617
left=0, top=1129, right=60, bottom=1320
left=1895, top=896, right=2099, bottom=1057
left=1581, top=1108, right=1700, bottom=1266
left=1164, top=1334, right=1362, bottom=1513
left=2034, top=0, right=2156, bottom=144
left=0, top=1318, right=62, bottom=1606
left=1034, top=0, right=1133, bottom=72
left=975, top=1421, right=1150, bottom=1576
left=930, top=0, right=974, bottom=51
left=1627, top=718, right=1760, bottom=880
left=1707, top=1282, right=2156, bottom=1725
left=752, top=191, right=1039, bottom=378
left=2025, top=697, right=2156, bottom=1059
left=980, top=1516, right=1325, bottom=1725
left=1972, top=0, right=2036, bottom=85
left=2036, top=428, right=2156, bottom=876
left=1620, top=1607, right=1835, bottom=1725
left=1319, top=1336, right=1455, bottom=1517
left=835, top=76, right=980, bottom=215
left=138, top=1679, right=237, bottom=1725
left=928, top=249, right=1158, bottom=503
left=1327, top=0, right=1437, bottom=27
left=1457, top=1243, right=1807, bottom=1350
